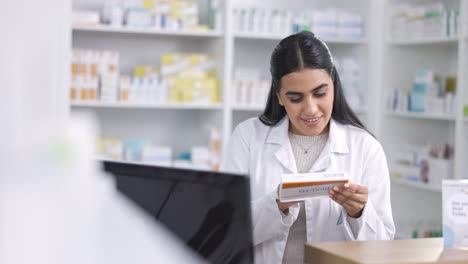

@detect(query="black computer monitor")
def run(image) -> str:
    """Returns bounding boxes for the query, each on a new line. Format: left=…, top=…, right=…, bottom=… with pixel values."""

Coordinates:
left=102, top=161, right=254, bottom=264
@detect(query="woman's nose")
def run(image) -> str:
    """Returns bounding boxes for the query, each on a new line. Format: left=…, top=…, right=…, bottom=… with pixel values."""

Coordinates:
left=303, top=98, right=318, bottom=114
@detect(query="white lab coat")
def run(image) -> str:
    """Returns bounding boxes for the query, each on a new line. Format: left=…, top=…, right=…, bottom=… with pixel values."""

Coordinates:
left=220, top=117, right=395, bottom=264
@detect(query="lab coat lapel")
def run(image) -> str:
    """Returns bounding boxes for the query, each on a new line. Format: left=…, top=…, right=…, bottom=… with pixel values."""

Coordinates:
left=309, top=119, right=349, bottom=173
left=274, top=142, right=298, bottom=174
left=309, top=141, right=332, bottom=172
left=266, top=117, right=298, bottom=174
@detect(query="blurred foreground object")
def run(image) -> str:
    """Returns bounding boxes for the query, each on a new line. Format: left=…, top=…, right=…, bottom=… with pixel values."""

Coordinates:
left=0, top=1, right=202, bottom=263
left=1, top=113, right=203, bottom=264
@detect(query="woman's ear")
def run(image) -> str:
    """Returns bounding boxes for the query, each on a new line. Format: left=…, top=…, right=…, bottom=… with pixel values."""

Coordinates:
left=276, top=93, right=284, bottom=106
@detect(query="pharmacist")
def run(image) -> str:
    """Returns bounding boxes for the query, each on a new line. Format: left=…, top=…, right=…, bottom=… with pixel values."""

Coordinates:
left=220, top=31, right=395, bottom=264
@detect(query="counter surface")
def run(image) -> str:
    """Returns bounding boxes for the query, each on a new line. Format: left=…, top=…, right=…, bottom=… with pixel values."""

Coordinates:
left=305, top=238, right=468, bottom=264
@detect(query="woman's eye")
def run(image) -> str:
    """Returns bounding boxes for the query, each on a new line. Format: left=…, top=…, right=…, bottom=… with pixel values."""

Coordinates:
left=290, top=97, right=302, bottom=103
left=315, top=93, right=326, bottom=98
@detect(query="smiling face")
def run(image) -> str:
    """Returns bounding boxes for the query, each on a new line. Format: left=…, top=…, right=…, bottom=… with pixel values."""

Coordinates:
left=277, top=68, right=334, bottom=136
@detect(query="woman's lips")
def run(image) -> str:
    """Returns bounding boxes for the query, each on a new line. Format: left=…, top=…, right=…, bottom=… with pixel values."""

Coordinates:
left=301, top=116, right=321, bottom=126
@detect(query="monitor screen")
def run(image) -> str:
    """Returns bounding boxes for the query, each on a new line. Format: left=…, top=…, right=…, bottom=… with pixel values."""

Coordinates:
left=102, top=161, right=254, bottom=264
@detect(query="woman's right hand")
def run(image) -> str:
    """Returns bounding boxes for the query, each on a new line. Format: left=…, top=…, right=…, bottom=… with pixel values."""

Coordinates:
left=276, top=184, right=299, bottom=214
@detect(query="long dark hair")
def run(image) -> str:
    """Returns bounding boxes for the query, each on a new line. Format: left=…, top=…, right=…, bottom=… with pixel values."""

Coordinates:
left=259, top=31, right=370, bottom=135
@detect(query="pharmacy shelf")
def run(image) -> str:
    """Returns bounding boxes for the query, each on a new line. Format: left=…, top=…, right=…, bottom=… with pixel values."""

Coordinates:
left=234, top=32, right=367, bottom=44
left=72, top=25, right=223, bottom=38
left=391, top=177, right=442, bottom=192
left=71, top=101, right=223, bottom=110
left=388, top=36, right=459, bottom=45
left=231, top=106, right=367, bottom=113
left=94, top=156, right=202, bottom=170
left=385, top=111, right=456, bottom=121
left=94, top=156, right=168, bottom=167
left=232, top=105, right=264, bottom=111
left=464, top=117, right=468, bottom=122
left=234, top=32, right=285, bottom=40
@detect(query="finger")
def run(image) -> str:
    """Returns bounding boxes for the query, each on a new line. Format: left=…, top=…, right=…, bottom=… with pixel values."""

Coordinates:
left=343, top=182, right=368, bottom=194
left=277, top=199, right=300, bottom=207
left=343, top=199, right=366, bottom=215
left=329, top=189, right=347, bottom=205
left=343, top=198, right=364, bottom=209
left=331, top=186, right=368, bottom=204
left=329, top=193, right=361, bottom=216
left=329, top=194, right=367, bottom=212
left=276, top=199, right=300, bottom=212
left=330, top=190, right=367, bottom=217
left=332, top=185, right=357, bottom=195
left=329, top=193, right=344, bottom=206
left=284, top=201, right=299, bottom=207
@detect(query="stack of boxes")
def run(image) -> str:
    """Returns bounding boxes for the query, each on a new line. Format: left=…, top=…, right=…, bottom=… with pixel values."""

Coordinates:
left=232, top=68, right=269, bottom=108
left=71, top=49, right=119, bottom=102
left=161, top=53, right=219, bottom=104
left=97, top=126, right=221, bottom=171
left=388, top=70, right=456, bottom=114
left=392, top=3, right=459, bottom=40
left=232, top=7, right=364, bottom=40
left=335, top=57, right=362, bottom=111
left=71, top=51, right=220, bottom=105
left=72, top=0, right=223, bottom=32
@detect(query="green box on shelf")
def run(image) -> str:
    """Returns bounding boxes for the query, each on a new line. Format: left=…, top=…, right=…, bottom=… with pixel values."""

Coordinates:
left=464, top=105, right=468, bottom=116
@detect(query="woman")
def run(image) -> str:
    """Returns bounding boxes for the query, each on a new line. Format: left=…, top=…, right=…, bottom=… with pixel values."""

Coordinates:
left=220, top=31, right=394, bottom=264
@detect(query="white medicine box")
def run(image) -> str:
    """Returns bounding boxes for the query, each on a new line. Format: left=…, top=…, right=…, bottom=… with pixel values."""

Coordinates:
left=443, top=180, right=468, bottom=248
left=279, top=172, right=348, bottom=202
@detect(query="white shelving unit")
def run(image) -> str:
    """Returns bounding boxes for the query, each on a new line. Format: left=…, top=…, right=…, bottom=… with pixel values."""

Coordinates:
left=385, top=111, right=457, bottom=121
left=71, top=0, right=375, bottom=154
left=235, top=32, right=368, bottom=44
left=462, top=5, right=468, bottom=180
left=231, top=105, right=264, bottom=112
left=382, top=0, right=468, bottom=233
left=389, top=36, right=459, bottom=45
left=72, top=0, right=229, bottom=157
left=73, top=25, right=223, bottom=37
left=70, top=0, right=468, bottom=236
left=229, top=0, right=373, bottom=132
left=234, top=32, right=286, bottom=41
left=390, top=177, right=442, bottom=193
left=71, top=101, right=223, bottom=110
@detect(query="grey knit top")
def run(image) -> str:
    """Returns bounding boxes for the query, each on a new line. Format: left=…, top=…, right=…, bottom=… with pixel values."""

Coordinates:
left=282, top=132, right=329, bottom=264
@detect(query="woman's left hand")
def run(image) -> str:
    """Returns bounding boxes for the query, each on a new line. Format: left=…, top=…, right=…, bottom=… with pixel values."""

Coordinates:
left=328, top=182, right=368, bottom=218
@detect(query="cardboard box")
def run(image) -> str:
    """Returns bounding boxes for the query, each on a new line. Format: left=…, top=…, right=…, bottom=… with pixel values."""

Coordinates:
left=279, top=172, right=348, bottom=202
left=443, top=180, right=468, bottom=248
